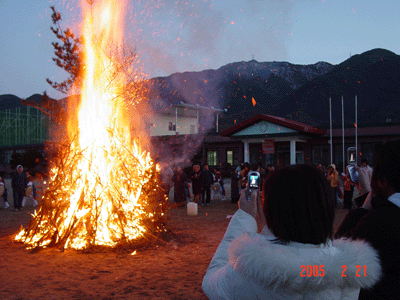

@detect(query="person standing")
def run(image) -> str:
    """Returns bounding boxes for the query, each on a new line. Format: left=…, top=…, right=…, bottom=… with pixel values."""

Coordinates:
left=201, top=164, right=214, bottom=206
left=342, top=166, right=355, bottom=209
left=230, top=169, right=240, bottom=204
left=361, top=158, right=373, bottom=179
left=316, top=163, right=325, bottom=175
left=354, top=158, right=373, bottom=197
left=326, top=164, right=339, bottom=207
left=172, top=166, right=188, bottom=207
left=24, top=170, right=38, bottom=207
left=336, top=140, right=400, bottom=299
left=190, top=165, right=202, bottom=203
left=256, top=162, right=266, bottom=190
left=235, top=162, right=243, bottom=174
left=0, top=173, right=10, bottom=209
left=239, top=163, right=250, bottom=192
left=11, top=165, right=28, bottom=211
left=33, top=172, right=45, bottom=204
left=160, top=165, right=174, bottom=201
left=213, top=167, right=226, bottom=200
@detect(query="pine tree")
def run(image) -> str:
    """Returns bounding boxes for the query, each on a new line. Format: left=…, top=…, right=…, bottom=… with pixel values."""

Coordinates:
left=46, top=5, right=83, bottom=95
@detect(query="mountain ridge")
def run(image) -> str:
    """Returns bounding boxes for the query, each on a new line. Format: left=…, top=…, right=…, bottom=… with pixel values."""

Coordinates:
left=2, top=48, right=398, bottom=131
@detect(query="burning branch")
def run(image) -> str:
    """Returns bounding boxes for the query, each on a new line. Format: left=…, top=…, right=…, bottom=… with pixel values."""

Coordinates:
left=15, top=133, right=169, bottom=251
left=15, top=0, right=170, bottom=252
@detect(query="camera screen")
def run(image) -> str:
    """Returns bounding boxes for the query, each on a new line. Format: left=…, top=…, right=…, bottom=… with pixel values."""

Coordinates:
left=249, top=175, right=259, bottom=188
left=347, top=147, right=356, bottom=165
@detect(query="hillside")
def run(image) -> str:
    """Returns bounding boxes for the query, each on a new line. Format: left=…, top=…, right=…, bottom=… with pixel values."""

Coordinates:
left=275, top=48, right=400, bottom=128
left=145, top=60, right=334, bottom=109
left=2, top=48, right=399, bottom=132
left=0, top=94, right=23, bottom=110
left=144, top=59, right=334, bottom=131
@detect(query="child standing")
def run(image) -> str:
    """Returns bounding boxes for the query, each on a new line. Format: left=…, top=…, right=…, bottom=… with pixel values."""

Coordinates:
left=0, top=174, right=10, bottom=209
left=23, top=171, right=38, bottom=207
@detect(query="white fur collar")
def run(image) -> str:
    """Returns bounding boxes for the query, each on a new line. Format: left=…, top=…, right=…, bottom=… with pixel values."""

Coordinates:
left=388, top=193, right=400, bottom=208
left=228, top=233, right=381, bottom=294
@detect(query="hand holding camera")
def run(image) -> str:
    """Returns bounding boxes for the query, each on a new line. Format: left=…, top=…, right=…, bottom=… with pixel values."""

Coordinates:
left=246, top=171, right=260, bottom=201
left=239, top=171, right=266, bottom=231
left=238, top=187, right=266, bottom=232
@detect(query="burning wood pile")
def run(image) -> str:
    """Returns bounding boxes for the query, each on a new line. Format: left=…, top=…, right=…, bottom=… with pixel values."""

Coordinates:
left=15, top=0, right=168, bottom=251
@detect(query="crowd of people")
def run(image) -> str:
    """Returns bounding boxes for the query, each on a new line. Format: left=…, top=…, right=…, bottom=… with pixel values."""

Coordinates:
left=2, top=157, right=373, bottom=214
left=318, top=158, right=374, bottom=209
left=160, top=161, right=277, bottom=208
left=161, top=158, right=372, bottom=210
left=160, top=163, right=226, bottom=207
left=0, top=165, right=45, bottom=212
left=202, top=139, right=400, bottom=299
left=2, top=141, right=399, bottom=298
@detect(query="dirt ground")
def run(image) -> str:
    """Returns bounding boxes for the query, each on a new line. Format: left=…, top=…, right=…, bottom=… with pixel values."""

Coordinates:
left=0, top=187, right=348, bottom=300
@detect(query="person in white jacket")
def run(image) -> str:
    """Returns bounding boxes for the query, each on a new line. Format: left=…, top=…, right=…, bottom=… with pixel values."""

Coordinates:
left=202, top=164, right=382, bottom=300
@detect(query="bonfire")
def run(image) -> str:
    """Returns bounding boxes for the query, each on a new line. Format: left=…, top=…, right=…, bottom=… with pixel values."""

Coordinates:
left=15, top=0, right=168, bottom=251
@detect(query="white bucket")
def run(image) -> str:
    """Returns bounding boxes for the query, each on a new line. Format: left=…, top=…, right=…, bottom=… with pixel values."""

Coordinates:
left=187, top=202, right=198, bottom=216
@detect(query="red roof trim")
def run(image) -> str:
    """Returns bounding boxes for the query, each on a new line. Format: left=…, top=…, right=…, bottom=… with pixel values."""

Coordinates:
left=220, top=114, right=326, bottom=136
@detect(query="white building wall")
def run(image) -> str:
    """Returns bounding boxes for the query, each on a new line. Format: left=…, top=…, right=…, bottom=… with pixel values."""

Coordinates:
left=148, top=114, right=198, bottom=136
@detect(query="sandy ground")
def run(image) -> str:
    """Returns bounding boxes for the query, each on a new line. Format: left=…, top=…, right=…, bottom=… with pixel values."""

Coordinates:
left=0, top=180, right=349, bottom=300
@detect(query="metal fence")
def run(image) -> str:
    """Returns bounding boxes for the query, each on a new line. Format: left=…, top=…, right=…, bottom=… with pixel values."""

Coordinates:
left=0, top=106, right=48, bottom=147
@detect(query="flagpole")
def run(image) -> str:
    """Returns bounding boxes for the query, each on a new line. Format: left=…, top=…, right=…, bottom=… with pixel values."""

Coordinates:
left=342, top=95, right=345, bottom=173
left=329, top=97, right=333, bottom=165
left=355, top=95, right=358, bottom=165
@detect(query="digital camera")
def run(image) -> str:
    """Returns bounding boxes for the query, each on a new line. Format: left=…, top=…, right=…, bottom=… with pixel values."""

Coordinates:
left=246, top=171, right=260, bottom=201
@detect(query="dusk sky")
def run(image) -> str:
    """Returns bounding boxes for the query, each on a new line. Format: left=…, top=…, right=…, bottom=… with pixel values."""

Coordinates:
left=1, top=0, right=399, bottom=100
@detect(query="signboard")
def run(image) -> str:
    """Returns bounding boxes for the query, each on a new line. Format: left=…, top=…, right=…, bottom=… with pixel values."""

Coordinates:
left=262, top=139, right=275, bottom=154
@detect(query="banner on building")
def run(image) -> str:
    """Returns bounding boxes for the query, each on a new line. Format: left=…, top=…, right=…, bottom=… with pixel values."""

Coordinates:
left=263, top=139, right=275, bottom=154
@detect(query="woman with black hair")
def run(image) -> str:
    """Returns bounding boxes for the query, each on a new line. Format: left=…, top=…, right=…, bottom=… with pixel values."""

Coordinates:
left=202, top=164, right=381, bottom=299
left=336, top=139, right=400, bottom=299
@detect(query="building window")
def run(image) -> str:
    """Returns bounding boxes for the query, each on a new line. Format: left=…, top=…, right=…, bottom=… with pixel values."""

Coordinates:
left=190, top=124, right=195, bottom=134
left=226, top=150, right=233, bottom=165
left=207, top=150, right=218, bottom=166
left=168, top=122, right=176, bottom=131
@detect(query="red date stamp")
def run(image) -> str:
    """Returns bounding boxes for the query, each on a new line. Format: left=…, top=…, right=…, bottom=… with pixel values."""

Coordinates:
left=300, top=265, right=367, bottom=277
left=300, top=265, right=325, bottom=277
left=342, top=265, right=367, bottom=277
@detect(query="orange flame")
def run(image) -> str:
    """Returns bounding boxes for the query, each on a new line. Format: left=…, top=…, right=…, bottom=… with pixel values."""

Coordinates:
left=252, top=97, right=256, bottom=106
left=16, top=0, right=160, bottom=250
